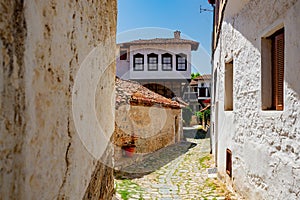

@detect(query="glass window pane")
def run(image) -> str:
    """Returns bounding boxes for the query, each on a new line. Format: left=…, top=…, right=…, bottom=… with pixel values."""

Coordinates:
left=148, top=63, right=157, bottom=70
left=163, top=57, right=171, bottom=63
left=163, top=63, right=171, bottom=70
left=135, top=57, right=143, bottom=63
left=135, top=64, right=143, bottom=70
left=178, top=57, right=185, bottom=63
left=149, top=57, right=157, bottom=63
left=178, top=64, right=185, bottom=69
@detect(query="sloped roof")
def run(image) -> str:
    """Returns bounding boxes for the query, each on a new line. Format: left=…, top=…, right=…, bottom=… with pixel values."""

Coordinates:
left=189, top=79, right=198, bottom=86
left=194, top=74, right=212, bottom=81
left=172, top=97, right=189, bottom=107
left=118, top=38, right=199, bottom=51
left=115, top=78, right=181, bottom=109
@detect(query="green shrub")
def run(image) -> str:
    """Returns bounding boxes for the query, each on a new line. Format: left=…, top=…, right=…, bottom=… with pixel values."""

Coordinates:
left=204, top=109, right=210, bottom=120
left=196, top=109, right=211, bottom=123
left=196, top=111, right=204, bottom=122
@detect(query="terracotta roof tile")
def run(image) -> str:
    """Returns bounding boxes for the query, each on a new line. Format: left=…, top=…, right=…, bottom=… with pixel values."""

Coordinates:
left=189, top=79, right=198, bottom=86
left=115, top=78, right=181, bottom=109
left=194, top=74, right=212, bottom=81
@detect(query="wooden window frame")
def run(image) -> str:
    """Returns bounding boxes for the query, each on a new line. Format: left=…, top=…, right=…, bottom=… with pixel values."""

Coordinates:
left=224, top=60, right=233, bottom=111
left=162, top=53, right=173, bottom=71
left=271, top=29, right=284, bottom=111
left=147, top=53, right=158, bottom=71
left=226, top=148, right=232, bottom=178
left=133, top=53, right=144, bottom=71
left=261, top=28, right=284, bottom=111
left=176, top=53, right=187, bottom=71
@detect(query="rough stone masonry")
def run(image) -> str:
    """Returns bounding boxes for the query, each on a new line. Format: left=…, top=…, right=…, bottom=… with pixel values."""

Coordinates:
left=0, top=1, right=117, bottom=199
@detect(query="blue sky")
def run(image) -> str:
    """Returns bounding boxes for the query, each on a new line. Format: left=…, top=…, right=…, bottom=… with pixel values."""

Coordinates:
left=117, top=0, right=214, bottom=74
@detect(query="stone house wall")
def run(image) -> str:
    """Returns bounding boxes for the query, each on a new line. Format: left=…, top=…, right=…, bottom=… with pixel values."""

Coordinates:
left=114, top=104, right=182, bottom=166
left=211, top=0, right=300, bottom=199
left=0, top=1, right=116, bottom=199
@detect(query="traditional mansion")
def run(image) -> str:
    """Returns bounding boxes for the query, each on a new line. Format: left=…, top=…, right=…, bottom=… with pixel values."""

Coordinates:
left=116, top=31, right=199, bottom=99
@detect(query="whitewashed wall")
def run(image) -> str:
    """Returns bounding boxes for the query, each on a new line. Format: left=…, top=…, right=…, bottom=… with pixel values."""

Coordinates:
left=116, top=46, right=130, bottom=79
left=211, top=0, right=300, bottom=199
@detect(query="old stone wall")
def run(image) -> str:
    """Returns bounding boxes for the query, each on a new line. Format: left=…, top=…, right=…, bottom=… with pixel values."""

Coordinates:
left=0, top=0, right=116, bottom=199
left=114, top=105, right=181, bottom=164
left=212, top=0, right=300, bottom=199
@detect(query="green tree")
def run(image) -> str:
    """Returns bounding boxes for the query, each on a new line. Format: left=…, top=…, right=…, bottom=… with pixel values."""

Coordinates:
left=191, top=72, right=200, bottom=80
left=191, top=73, right=195, bottom=79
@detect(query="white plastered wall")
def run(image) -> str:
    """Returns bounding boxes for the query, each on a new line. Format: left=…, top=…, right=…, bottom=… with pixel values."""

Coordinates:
left=212, top=0, right=300, bottom=199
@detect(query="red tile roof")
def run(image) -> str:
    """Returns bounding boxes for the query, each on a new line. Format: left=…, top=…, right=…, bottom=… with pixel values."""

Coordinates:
left=189, top=79, right=198, bottom=86
left=115, top=78, right=181, bottom=109
left=194, top=74, right=212, bottom=81
left=118, top=38, right=199, bottom=51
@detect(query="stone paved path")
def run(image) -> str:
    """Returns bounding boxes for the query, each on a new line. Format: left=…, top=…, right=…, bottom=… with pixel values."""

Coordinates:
left=115, top=138, right=240, bottom=200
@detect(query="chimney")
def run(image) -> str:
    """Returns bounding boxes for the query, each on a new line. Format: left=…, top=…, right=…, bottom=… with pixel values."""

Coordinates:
left=174, top=30, right=181, bottom=39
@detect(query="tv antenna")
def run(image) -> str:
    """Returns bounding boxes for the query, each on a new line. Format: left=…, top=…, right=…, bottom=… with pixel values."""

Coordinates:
left=200, top=5, right=213, bottom=13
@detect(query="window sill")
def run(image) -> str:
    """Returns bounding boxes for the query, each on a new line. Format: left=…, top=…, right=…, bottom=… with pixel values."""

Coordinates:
left=148, top=69, right=158, bottom=71
left=260, top=109, right=284, bottom=117
left=133, top=69, right=144, bottom=71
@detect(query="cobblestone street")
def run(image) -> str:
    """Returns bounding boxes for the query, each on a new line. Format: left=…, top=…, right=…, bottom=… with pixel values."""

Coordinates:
left=115, top=137, right=240, bottom=200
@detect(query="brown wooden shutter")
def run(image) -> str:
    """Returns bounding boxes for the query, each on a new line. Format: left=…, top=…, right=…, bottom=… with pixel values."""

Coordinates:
left=272, top=30, right=284, bottom=111
left=226, top=148, right=232, bottom=177
left=215, top=0, right=219, bottom=28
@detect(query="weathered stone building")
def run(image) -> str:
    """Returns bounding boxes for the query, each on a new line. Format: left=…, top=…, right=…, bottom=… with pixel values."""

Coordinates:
left=114, top=78, right=183, bottom=169
left=210, top=0, right=300, bottom=199
left=0, top=1, right=116, bottom=199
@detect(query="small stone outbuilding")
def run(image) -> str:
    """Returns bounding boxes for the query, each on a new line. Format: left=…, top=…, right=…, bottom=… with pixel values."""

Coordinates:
left=114, top=78, right=183, bottom=168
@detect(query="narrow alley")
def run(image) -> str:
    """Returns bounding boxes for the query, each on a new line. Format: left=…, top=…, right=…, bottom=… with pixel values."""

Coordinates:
left=2, top=1, right=299, bottom=199
left=115, top=136, right=240, bottom=200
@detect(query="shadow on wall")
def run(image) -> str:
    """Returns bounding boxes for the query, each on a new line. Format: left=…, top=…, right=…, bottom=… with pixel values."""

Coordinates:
left=114, top=140, right=197, bottom=179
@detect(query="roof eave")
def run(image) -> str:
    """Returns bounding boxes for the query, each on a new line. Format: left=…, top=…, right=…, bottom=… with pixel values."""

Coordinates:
left=191, top=42, right=199, bottom=51
left=118, top=40, right=200, bottom=51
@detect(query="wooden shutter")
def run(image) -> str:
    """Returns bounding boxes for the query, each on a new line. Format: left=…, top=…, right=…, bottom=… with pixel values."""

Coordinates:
left=215, top=0, right=220, bottom=29
left=226, top=148, right=232, bottom=177
left=272, top=30, right=284, bottom=110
